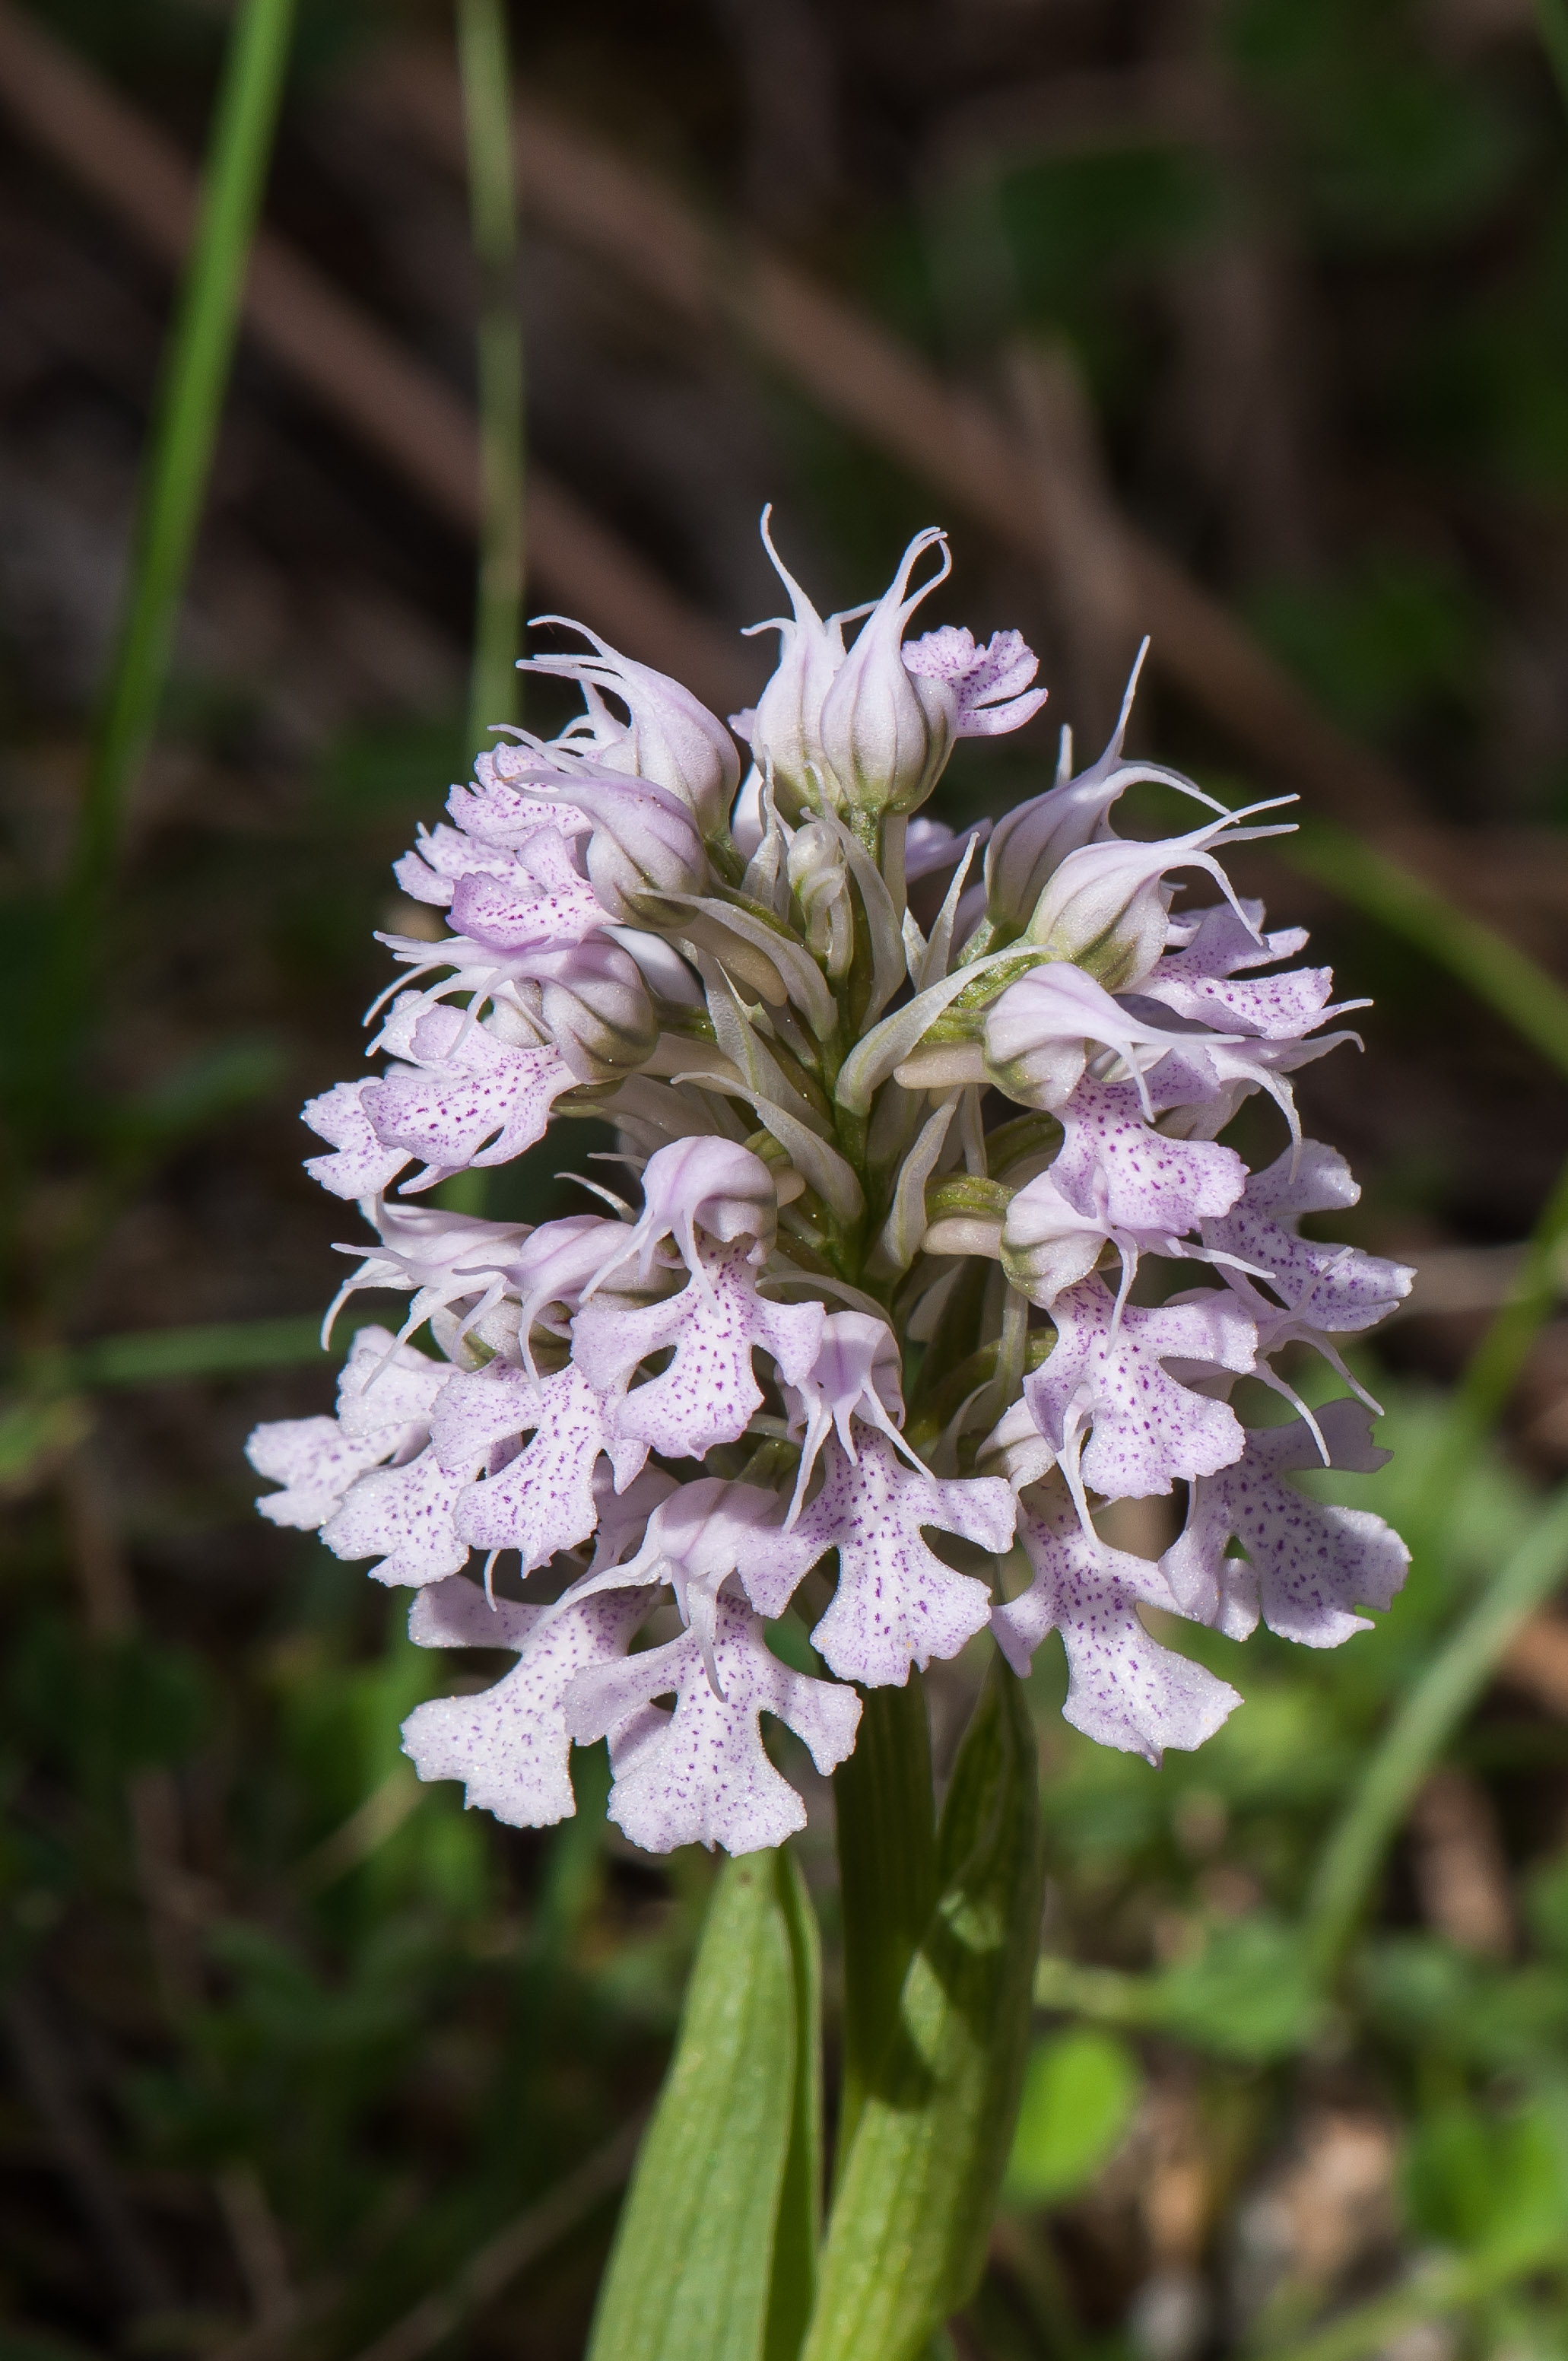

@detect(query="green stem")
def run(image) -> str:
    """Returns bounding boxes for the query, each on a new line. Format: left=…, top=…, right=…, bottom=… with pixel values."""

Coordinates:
left=1538, top=0, right=1568, bottom=116
left=1256, top=2236, right=1563, bottom=2361
left=831, top=1676, right=938, bottom=2173
left=1283, top=823, right=1568, bottom=1439
left=63, top=0, right=297, bottom=945
left=1287, top=823, right=1568, bottom=1087
left=1442, top=1152, right=1568, bottom=1460
left=458, top=0, right=525, bottom=756
left=1303, top=1476, right=1568, bottom=1975
left=22, top=1313, right=323, bottom=1393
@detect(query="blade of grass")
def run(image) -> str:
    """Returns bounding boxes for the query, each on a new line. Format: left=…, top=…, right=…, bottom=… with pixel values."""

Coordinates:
left=1304, top=1476, right=1568, bottom=1975
left=1255, top=2233, right=1563, bottom=2361
left=1289, top=816, right=1568, bottom=1460
left=294, top=1767, right=425, bottom=1895
left=24, top=1314, right=325, bottom=1394
left=1287, top=822, right=1568, bottom=1087
left=347, top=2117, right=646, bottom=2361
left=1538, top=0, right=1568, bottom=116
left=62, top=0, right=297, bottom=938
left=1442, top=1153, right=1568, bottom=1457
left=457, top=0, right=525, bottom=757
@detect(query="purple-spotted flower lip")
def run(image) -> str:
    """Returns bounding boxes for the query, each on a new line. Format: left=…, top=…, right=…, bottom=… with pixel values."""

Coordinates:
left=1022, top=1276, right=1257, bottom=1533
left=902, top=623, right=1049, bottom=739
left=993, top=1476, right=1242, bottom=1764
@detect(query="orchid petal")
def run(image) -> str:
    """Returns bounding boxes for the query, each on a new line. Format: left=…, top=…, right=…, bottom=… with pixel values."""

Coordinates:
left=564, top=1593, right=861, bottom=1854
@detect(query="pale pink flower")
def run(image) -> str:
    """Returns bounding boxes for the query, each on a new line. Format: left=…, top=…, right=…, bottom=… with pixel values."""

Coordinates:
left=254, top=512, right=1411, bottom=1856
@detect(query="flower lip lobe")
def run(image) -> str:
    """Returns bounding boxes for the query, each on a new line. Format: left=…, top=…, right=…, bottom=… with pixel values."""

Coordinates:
left=254, top=510, right=1409, bottom=1856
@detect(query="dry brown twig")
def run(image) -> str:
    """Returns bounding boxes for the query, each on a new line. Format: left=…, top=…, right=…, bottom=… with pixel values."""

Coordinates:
left=59, top=1445, right=300, bottom=2337
left=362, top=46, right=1422, bottom=828
left=0, top=0, right=754, bottom=713
left=341, top=2114, right=646, bottom=2361
left=2, top=1980, right=176, bottom=2318
left=7, top=2, right=1568, bottom=933
left=1406, top=1766, right=1516, bottom=1957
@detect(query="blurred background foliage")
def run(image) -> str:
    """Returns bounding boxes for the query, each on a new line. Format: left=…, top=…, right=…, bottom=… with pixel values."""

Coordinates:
left=7, top=0, right=1568, bottom=2355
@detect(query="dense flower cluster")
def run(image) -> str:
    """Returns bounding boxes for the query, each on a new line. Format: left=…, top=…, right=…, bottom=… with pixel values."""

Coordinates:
left=249, top=513, right=1412, bottom=1856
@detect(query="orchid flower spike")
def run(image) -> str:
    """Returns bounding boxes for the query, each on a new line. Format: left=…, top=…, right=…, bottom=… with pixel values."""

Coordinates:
left=252, top=507, right=1409, bottom=1859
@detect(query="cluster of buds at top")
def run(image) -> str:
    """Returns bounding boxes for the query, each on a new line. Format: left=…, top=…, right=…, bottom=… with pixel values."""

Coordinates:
left=249, top=516, right=1412, bottom=1857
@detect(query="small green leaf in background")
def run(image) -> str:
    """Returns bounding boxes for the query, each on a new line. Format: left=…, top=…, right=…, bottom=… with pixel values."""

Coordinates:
left=1403, top=2091, right=1568, bottom=2258
left=0, top=1395, right=91, bottom=1495
left=586, top=1846, right=820, bottom=2361
left=1155, top=1916, right=1325, bottom=2064
left=802, top=1657, right=1045, bottom=2361
left=1002, top=2028, right=1141, bottom=2209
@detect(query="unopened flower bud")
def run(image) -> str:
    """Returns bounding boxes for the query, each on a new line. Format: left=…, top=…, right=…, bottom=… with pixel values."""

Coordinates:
left=738, top=507, right=862, bottom=823
left=919, top=1172, right=1011, bottom=1260
left=982, top=962, right=1201, bottom=1111
left=818, top=528, right=954, bottom=818
left=519, top=764, right=709, bottom=923
left=535, top=939, right=658, bottom=1084
left=976, top=643, right=1221, bottom=951
left=786, top=819, right=854, bottom=975
left=744, top=1130, right=806, bottom=1206
left=602, top=926, right=705, bottom=1009
left=522, top=625, right=741, bottom=840
left=1021, top=837, right=1172, bottom=992
left=1022, top=802, right=1293, bottom=993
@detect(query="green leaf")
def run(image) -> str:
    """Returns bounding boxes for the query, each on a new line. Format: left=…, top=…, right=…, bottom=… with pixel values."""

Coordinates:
left=108, top=1034, right=287, bottom=1147
left=832, top=1678, right=938, bottom=2168
left=1154, top=1916, right=1324, bottom=2063
left=587, top=1848, right=820, bottom=2361
left=0, top=1394, right=91, bottom=1492
left=767, top=1848, right=824, bottom=2361
left=1403, top=2092, right=1568, bottom=2255
left=24, top=1314, right=325, bottom=1396
left=1002, top=2029, right=1141, bottom=2208
left=802, top=1657, right=1045, bottom=2361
